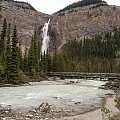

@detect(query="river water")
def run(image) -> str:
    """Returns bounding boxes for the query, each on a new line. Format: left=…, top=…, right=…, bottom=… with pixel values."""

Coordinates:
left=0, top=79, right=113, bottom=111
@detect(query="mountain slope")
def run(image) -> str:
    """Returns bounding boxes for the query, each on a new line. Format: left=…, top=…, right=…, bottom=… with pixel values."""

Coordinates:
left=0, top=0, right=50, bottom=47
left=50, top=1, right=120, bottom=50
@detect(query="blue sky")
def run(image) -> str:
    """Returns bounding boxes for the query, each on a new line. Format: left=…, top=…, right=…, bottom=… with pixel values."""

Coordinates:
left=16, top=0, right=120, bottom=14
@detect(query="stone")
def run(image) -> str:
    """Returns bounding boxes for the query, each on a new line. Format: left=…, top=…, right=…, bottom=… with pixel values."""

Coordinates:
left=39, top=102, right=50, bottom=113
left=75, top=102, right=81, bottom=105
left=105, top=93, right=114, bottom=97
left=45, top=118, right=49, bottom=120
left=0, top=104, right=11, bottom=113
left=26, top=114, right=34, bottom=119
left=29, top=110, right=37, bottom=114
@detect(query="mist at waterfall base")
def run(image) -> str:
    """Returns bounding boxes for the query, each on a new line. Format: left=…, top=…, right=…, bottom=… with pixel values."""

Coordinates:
left=41, top=19, right=50, bottom=54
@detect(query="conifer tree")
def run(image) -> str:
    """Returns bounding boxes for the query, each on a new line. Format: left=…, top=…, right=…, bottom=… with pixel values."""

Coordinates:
left=5, top=23, right=11, bottom=82
left=33, top=30, right=39, bottom=72
left=42, top=51, right=46, bottom=72
left=23, top=47, right=28, bottom=72
left=9, top=25, right=20, bottom=83
left=52, top=47, right=57, bottom=72
left=28, top=30, right=40, bottom=76
left=18, top=40, right=23, bottom=70
left=45, top=50, right=52, bottom=72
left=28, top=36, right=35, bottom=75
left=0, top=0, right=2, bottom=19
left=0, top=19, right=7, bottom=56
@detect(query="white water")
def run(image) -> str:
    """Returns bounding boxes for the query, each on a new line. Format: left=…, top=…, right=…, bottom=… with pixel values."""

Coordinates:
left=41, top=19, right=50, bottom=54
left=0, top=79, right=113, bottom=111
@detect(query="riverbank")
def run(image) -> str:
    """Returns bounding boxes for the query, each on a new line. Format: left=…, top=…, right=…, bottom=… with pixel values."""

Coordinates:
left=0, top=79, right=118, bottom=120
left=0, top=95, right=118, bottom=120
left=55, top=95, right=120, bottom=120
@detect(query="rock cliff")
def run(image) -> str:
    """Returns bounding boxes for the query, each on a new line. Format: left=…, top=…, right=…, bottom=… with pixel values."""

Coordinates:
left=1, top=0, right=120, bottom=52
left=0, top=0, right=50, bottom=47
left=50, top=2, right=120, bottom=50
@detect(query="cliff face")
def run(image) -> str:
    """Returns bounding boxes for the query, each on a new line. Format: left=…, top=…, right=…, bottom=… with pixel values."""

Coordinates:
left=50, top=3, right=120, bottom=50
left=1, top=0, right=120, bottom=52
left=0, top=0, right=50, bottom=47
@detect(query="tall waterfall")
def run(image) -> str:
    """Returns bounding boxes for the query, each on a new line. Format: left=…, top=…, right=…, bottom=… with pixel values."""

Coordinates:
left=41, top=19, right=50, bottom=54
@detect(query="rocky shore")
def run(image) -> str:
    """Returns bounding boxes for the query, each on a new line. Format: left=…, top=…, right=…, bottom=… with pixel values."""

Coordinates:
left=99, top=80, right=120, bottom=90
left=0, top=79, right=119, bottom=120
left=55, top=96, right=120, bottom=120
left=0, top=95, right=118, bottom=120
left=0, top=98, right=106, bottom=120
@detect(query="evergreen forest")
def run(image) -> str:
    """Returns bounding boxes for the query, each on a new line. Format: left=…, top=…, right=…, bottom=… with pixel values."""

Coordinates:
left=58, top=0, right=107, bottom=13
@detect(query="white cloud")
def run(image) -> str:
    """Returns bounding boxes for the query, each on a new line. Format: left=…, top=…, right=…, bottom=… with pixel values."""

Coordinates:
left=16, top=0, right=120, bottom=14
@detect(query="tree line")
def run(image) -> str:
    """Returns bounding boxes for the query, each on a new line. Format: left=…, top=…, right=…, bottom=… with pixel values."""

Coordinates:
left=58, top=0, right=107, bottom=13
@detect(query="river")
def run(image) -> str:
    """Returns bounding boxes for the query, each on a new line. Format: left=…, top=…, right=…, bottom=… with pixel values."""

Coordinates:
left=0, top=79, right=113, bottom=112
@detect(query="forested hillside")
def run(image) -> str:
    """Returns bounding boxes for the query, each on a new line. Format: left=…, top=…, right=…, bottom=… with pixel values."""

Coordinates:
left=50, top=0, right=120, bottom=51
left=58, top=0, right=107, bottom=13
left=0, top=19, right=42, bottom=84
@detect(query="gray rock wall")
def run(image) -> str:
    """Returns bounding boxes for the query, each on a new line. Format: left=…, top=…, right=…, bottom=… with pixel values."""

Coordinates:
left=0, top=0, right=50, bottom=48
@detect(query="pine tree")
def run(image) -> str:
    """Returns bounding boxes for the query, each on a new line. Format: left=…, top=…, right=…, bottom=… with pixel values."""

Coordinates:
left=46, top=51, right=52, bottom=72
left=0, top=0, right=2, bottom=19
left=28, top=30, right=40, bottom=76
left=23, top=47, right=28, bottom=72
left=5, top=23, right=11, bottom=82
left=28, top=36, right=35, bottom=75
left=9, top=25, right=20, bottom=83
left=52, top=47, right=57, bottom=72
left=18, top=40, right=23, bottom=70
left=0, top=18, right=7, bottom=56
left=42, top=51, right=46, bottom=72
left=37, top=40, right=41, bottom=72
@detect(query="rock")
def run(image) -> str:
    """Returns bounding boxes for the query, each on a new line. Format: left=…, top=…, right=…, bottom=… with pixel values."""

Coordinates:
left=2, top=118, right=7, bottom=120
left=105, top=93, right=114, bottom=97
left=75, top=102, right=81, bottom=105
left=29, top=110, right=37, bottom=114
left=26, top=118, right=30, bottom=120
left=0, top=105, right=3, bottom=111
left=53, top=96, right=62, bottom=99
left=48, top=77, right=61, bottom=81
left=4, top=110, right=9, bottom=114
left=99, top=86, right=107, bottom=90
left=0, top=104, right=11, bottom=113
left=26, top=114, right=34, bottom=119
left=70, top=81, right=75, bottom=83
left=45, top=118, right=49, bottom=120
left=38, top=102, right=50, bottom=113
left=70, top=80, right=79, bottom=83
left=101, top=81, right=120, bottom=90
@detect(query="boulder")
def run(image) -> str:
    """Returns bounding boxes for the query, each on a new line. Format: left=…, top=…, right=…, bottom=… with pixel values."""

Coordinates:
left=0, top=104, right=11, bottom=113
left=26, top=114, right=34, bottom=119
left=38, top=102, right=50, bottom=113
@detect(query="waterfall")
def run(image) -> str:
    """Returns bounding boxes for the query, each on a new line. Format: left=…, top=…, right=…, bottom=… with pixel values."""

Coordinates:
left=41, top=19, right=50, bottom=54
